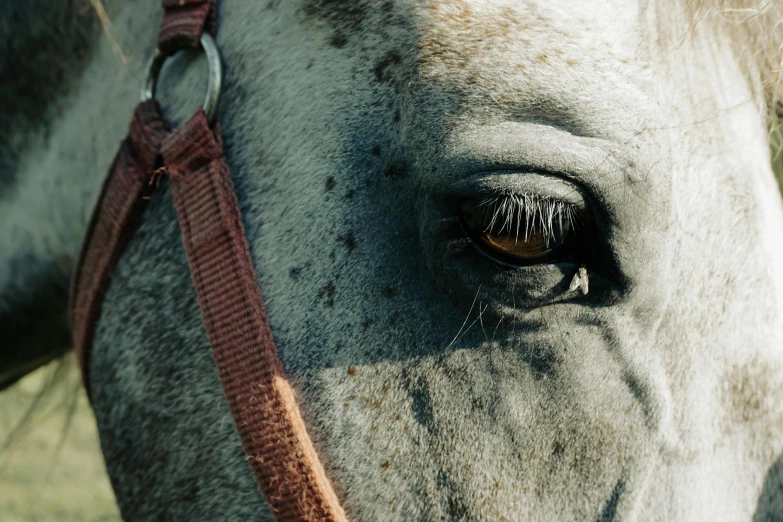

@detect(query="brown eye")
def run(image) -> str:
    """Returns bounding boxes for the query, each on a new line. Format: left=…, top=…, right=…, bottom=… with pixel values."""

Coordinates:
left=459, top=195, right=575, bottom=265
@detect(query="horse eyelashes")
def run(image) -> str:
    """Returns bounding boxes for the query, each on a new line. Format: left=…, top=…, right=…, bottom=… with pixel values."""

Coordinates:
left=454, top=193, right=580, bottom=266
left=470, top=194, right=577, bottom=246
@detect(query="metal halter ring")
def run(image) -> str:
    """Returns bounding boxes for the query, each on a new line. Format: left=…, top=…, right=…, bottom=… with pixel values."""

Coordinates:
left=141, top=34, right=222, bottom=124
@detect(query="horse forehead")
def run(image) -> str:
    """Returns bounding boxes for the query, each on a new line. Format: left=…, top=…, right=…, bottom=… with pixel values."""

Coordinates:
left=296, top=0, right=665, bottom=142
left=416, top=0, right=641, bottom=50
left=303, top=0, right=644, bottom=55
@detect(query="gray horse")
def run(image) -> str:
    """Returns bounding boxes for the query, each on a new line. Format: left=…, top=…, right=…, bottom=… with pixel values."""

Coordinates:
left=3, top=0, right=783, bottom=520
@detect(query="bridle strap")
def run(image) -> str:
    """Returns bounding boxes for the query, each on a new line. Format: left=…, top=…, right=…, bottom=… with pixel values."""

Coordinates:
left=69, top=2, right=348, bottom=520
left=164, top=111, right=348, bottom=521
left=158, top=0, right=217, bottom=55
left=69, top=100, right=168, bottom=392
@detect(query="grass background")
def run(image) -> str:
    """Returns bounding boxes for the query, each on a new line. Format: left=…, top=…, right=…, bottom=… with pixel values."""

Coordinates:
left=0, top=357, right=121, bottom=522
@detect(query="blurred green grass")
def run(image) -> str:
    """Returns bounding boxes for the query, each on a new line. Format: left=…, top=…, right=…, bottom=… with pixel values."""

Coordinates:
left=0, top=125, right=780, bottom=522
left=0, top=357, right=121, bottom=522
left=773, top=125, right=783, bottom=186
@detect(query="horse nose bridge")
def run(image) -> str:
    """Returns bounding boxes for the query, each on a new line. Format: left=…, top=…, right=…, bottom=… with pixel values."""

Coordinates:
left=570, top=308, right=680, bottom=455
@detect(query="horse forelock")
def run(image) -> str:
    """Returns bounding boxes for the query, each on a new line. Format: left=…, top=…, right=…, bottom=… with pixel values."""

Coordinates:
left=675, top=0, right=783, bottom=129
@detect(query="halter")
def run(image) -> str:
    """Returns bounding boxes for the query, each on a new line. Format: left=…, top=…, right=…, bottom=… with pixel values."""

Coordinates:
left=69, top=2, right=347, bottom=520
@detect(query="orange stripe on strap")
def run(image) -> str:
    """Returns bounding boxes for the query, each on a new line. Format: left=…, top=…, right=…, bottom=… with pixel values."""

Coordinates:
left=163, top=111, right=347, bottom=521
left=71, top=1, right=348, bottom=519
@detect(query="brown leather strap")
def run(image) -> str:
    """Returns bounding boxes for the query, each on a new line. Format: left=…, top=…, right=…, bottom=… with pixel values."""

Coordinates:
left=70, top=1, right=348, bottom=520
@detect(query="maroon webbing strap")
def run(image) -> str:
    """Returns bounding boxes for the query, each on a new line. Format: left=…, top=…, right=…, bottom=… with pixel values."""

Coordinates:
left=69, top=1, right=348, bottom=520
left=162, top=111, right=347, bottom=521
left=70, top=100, right=168, bottom=393
left=158, top=0, right=217, bottom=54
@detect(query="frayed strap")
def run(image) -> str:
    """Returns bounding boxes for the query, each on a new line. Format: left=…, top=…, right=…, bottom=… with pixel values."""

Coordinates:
left=69, top=1, right=349, bottom=519
left=164, top=110, right=348, bottom=522
left=70, top=100, right=168, bottom=396
left=158, top=0, right=217, bottom=55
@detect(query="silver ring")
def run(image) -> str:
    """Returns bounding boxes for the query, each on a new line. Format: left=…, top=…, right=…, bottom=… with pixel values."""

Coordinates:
left=141, top=34, right=222, bottom=124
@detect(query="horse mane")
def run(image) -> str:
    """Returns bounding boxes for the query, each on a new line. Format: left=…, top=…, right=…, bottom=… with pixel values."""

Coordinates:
left=683, top=0, right=783, bottom=130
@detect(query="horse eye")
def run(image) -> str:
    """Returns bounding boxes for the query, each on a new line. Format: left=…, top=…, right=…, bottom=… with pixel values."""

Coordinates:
left=458, top=196, right=575, bottom=266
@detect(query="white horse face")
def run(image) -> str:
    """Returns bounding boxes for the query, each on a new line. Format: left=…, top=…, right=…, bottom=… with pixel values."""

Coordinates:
left=196, top=1, right=782, bottom=519
left=6, top=0, right=782, bottom=520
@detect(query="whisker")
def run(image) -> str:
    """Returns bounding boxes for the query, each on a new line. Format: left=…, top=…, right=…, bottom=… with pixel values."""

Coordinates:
left=445, top=285, right=482, bottom=351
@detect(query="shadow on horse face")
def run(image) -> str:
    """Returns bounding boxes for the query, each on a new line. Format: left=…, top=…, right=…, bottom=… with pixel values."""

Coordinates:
left=3, top=0, right=783, bottom=520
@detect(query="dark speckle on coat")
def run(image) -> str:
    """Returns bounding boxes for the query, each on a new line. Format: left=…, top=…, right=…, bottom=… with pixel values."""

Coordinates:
left=303, top=0, right=368, bottom=31
left=373, top=51, right=402, bottom=83
left=302, top=0, right=369, bottom=49
left=330, top=33, right=348, bottom=48
left=340, top=232, right=357, bottom=252
left=384, top=161, right=407, bottom=179
left=317, top=281, right=336, bottom=307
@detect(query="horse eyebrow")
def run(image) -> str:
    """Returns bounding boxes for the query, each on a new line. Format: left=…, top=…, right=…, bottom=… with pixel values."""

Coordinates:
left=302, top=0, right=369, bottom=29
